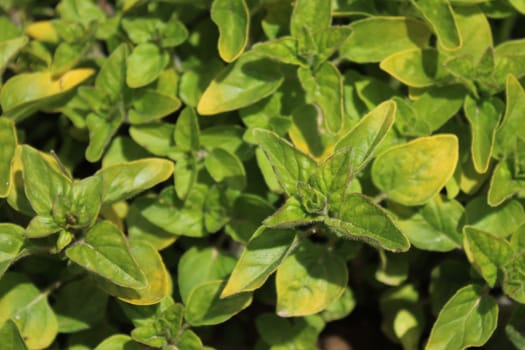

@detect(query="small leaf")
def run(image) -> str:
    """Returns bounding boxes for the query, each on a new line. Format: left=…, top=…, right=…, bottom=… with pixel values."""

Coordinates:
left=372, top=135, right=459, bottom=206
left=97, top=158, right=174, bottom=205
left=185, top=280, right=252, bottom=326
left=94, top=334, right=144, bottom=350
left=65, top=221, right=147, bottom=289
left=324, top=193, right=410, bottom=252
left=0, top=118, right=17, bottom=197
left=276, top=241, right=347, bottom=317
left=174, top=107, right=200, bottom=152
left=126, top=43, right=169, bottom=88
left=463, top=226, right=513, bottom=287
left=222, top=227, right=297, bottom=297
left=0, top=36, right=27, bottom=73
left=253, top=129, right=316, bottom=197
left=264, top=197, right=320, bottom=228
left=290, top=0, right=331, bottom=41
left=488, top=159, right=525, bottom=206
left=211, top=0, right=250, bottom=62
left=252, top=37, right=304, bottom=66
left=0, top=224, right=25, bottom=280
left=340, top=17, right=431, bottom=63
left=495, top=75, right=525, bottom=156
left=128, top=89, right=181, bottom=124
left=425, top=284, right=498, bottom=350
left=197, top=52, right=284, bottom=115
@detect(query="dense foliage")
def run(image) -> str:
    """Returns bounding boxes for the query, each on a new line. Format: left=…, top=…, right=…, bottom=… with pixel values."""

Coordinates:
left=1, top=0, right=525, bottom=349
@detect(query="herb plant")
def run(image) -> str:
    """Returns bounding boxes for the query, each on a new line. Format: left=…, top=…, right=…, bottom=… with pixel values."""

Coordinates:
left=1, top=0, right=525, bottom=349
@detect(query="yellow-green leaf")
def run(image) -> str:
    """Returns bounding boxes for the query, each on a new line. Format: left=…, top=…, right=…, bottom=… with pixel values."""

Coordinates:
left=372, top=135, right=459, bottom=206
left=211, top=0, right=250, bottom=62
left=276, top=242, right=347, bottom=317
left=412, top=0, right=461, bottom=50
left=0, top=69, right=95, bottom=121
left=197, top=52, right=284, bottom=115
left=0, top=273, right=58, bottom=350
left=0, top=118, right=17, bottom=197
left=340, top=17, right=431, bottom=63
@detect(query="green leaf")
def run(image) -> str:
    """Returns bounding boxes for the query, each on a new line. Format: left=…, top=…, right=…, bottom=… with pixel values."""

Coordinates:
left=255, top=313, right=325, bottom=348
left=129, top=123, right=177, bottom=157
left=425, top=284, right=498, bottom=350
left=488, top=159, right=525, bottom=206
left=54, top=277, right=108, bottom=333
left=128, top=89, right=181, bottom=124
left=174, top=107, right=200, bottom=152
left=380, top=49, right=448, bottom=88
left=222, top=227, right=297, bottom=297
left=0, top=36, right=27, bottom=73
left=94, top=334, right=145, bottom=350
left=0, top=273, right=58, bottom=349
left=0, top=118, right=17, bottom=197
left=495, top=75, right=525, bottom=156
left=264, top=197, right=320, bottom=228
left=178, top=247, right=236, bottom=303
left=324, top=193, right=410, bottom=252
left=396, top=195, right=463, bottom=252
left=65, top=220, right=147, bottom=289
left=126, top=43, right=169, bottom=88
left=465, top=196, right=525, bottom=238
left=0, top=68, right=94, bottom=121
left=197, top=52, right=284, bottom=115
left=85, top=112, right=124, bottom=163
left=95, top=44, right=127, bottom=100
left=335, top=100, right=396, bottom=172
left=20, top=145, right=71, bottom=215
left=253, top=129, right=316, bottom=197
left=298, top=62, right=343, bottom=133
left=172, top=152, right=198, bottom=200
left=138, top=185, right=208, bottom=237
left=0, top=319, right=28, bottom=350
left=97, top=158, right=174, bottom=205
left=185, top=280, right=252, bottom=326
left=290, top=0, right=331, bottom=41
left=340, top=17, right=431, bottom=63
left=97, top=241, right=171, bottom=305
left=463, top=226, right=513, bottom=287
left=211, top=0, right=250, bottom=62
left=372, top=135, right=459, bottom=206
left=276, top=241, right=347, bottom=317
left=0, top=224, right=24, bottom=280
left=225, top=194, right=274, bottom=243
left=296, top=182, right=327, bottom=215
left=320, top=287, right=356, bottom=322
left=204, top=148, right=246, bottom=190
left=411, top=0, right=460, bottom=50
left=252, top=37, right=304, bottom=66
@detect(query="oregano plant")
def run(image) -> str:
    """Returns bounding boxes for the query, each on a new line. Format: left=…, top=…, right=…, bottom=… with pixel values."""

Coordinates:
left=1, top=0, right=525, bottom=349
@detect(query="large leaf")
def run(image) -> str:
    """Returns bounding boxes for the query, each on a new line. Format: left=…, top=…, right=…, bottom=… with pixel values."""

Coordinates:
left=197, top=52, right=284, bottom=115
left=0, top=118, right=17, bottom=197
left=425, top=284, right=498, bottom=350
left=0, top=273, right=58, bottom=349
left=324, top=193, right=410, bottom=252
left=126, top=43, right=169, bottom=88
left=0, top=69, right=94, bottom=121
left=97, top=158, right=174, bottom=205
left=372, top=135, right=459, bottom=206
left=465, top=196, right=525, bottom=238
left=221, top=227, right=297, bottom=297
left=276, top=241, right=347, bottom=317
left=411, top=0, right=460, bottom=50
left=340, top=17, right=431, bottom=63
left=211, top=0, right=249, bottom=62
left=65, top=221, right=147, bottom=289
